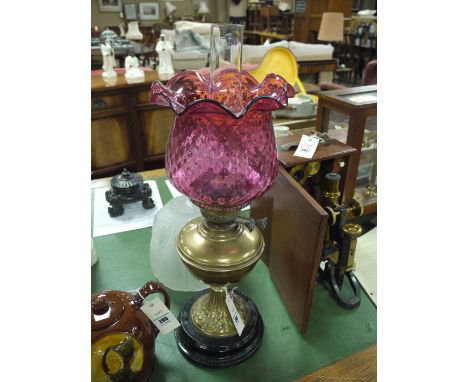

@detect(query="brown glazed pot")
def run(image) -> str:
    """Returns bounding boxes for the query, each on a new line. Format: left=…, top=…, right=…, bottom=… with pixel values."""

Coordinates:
left=91, top=281, right=170, bottom=382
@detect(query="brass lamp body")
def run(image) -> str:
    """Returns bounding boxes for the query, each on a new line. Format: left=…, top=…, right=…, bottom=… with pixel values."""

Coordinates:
left=176, top=208, right=264, bottom=337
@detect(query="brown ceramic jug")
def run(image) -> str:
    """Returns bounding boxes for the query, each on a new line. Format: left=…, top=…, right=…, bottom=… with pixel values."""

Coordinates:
left=91, top=281, right=170, bottom=382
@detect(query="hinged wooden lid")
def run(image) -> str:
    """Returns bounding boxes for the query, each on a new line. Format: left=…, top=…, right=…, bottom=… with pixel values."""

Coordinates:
left=268, top=167, right=328, bottom=334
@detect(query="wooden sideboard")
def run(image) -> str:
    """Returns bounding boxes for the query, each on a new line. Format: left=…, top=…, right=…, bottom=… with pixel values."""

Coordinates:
left=91, top=71, right=174, bottom=179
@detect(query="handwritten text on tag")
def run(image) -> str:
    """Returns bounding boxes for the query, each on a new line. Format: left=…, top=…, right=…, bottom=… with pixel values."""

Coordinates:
left=223, top=287, right=245, bottom=336
left=140, top=297, right=180, bottom=335
left=293, top=134, right=320, bottom=159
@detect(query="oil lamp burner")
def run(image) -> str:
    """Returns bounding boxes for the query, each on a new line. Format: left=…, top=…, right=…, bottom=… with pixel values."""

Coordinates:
left=149, top=24, right=294, bottom=367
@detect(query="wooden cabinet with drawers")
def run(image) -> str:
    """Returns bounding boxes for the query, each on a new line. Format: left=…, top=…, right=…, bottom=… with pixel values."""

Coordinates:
left=91, top=71, right=174, bottom=179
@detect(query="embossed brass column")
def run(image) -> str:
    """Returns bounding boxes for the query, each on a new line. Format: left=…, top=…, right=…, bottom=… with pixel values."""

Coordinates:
left=191, top=286, right=250, bottom=337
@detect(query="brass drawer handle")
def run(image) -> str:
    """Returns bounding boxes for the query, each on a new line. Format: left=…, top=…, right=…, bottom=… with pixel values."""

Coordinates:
left=93, top=98, right=108, bottom=109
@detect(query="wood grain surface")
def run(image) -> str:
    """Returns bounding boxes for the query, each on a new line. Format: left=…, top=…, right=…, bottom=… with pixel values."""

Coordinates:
left=269, top=167, right=328, bottom=333
left=276, top=128, right=356, bottom=169
left=91, top=71, right=175, bottom=178
left=295, top=345, right=377, bottom=382
left=91, top=115, right=133, bottom=169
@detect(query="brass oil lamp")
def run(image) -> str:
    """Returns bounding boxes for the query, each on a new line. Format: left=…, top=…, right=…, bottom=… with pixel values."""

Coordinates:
left=149, top=23, right=295, bottom=367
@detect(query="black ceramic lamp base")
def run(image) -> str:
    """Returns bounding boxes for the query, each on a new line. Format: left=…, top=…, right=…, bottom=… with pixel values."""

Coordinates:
left=174, top=290, right=264, bottom=368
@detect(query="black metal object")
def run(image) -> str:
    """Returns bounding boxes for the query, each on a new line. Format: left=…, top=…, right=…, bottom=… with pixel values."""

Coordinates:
left=319, top=226, right=362, bottom=309
left=326, top=205, right=361, bottom=309
left=319, top=172, right=362, bottom=309
left=321, top=262, right=361, bottom=310
left=174, top=290, right=264, bottom=368
left=105, top=169, right=155, bottom=217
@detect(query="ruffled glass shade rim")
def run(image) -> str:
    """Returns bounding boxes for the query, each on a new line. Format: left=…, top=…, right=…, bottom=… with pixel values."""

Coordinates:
left=149, top=70, right=295, bottom=118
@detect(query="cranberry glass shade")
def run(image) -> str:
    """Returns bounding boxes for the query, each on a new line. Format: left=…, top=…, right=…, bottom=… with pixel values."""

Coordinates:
left=150, top=69, right=295, bottom=211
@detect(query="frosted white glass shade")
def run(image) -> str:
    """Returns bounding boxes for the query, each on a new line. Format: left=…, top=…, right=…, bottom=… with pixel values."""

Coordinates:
left=150, top=196, right=207, bottom=292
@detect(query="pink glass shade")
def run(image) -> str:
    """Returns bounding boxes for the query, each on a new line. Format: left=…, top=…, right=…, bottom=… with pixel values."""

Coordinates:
left=150, top=69, right=295, bottom=211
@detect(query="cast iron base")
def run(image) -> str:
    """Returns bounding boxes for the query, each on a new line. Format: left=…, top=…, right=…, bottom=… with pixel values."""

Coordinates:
left=174, top=289, right=264, bottom=368
left=319, top=261, right=361, bottom=310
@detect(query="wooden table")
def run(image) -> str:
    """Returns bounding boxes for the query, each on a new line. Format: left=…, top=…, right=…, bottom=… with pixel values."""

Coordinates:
left=296, top=345, right=377, bottom=382
left=276, top=127, right=357, bottom=209
left=277, top=128, right=356, bottom=169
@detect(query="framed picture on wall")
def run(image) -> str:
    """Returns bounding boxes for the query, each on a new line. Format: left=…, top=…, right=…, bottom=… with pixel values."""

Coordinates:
left=98, top=0, right=122, bottom=13
left=124, top=3, right=138, bottom=20
left=139, top=2, right=160, bottom=20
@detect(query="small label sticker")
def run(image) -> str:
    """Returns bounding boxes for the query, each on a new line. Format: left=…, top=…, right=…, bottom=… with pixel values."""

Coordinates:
left=224, top=287, right=245, bottom=336
left=293, top=134, right=320, bottom=159
left=140, top=297, right=180, bottom=335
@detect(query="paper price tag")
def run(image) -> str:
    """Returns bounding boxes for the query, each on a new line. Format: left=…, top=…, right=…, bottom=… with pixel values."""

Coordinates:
left=223, top=287, right=245, bottom=336
left=140, top=297, right=180, bottom=335
left=293, top=134, right=320, bottom=159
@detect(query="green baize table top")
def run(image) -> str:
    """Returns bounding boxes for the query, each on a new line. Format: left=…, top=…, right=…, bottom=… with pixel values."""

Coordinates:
left=92, top=176, right=377, bottom=382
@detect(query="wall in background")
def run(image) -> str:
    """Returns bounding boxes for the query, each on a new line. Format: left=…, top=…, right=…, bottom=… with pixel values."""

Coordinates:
left=91, top=0, right=228, bottom=29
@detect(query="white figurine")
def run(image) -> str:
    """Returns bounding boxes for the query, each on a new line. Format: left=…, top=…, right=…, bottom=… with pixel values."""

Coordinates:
left=118, top=23, right=126, bottom=37
left=124, top=55, right=144, bottom=81
left=102, top=76, right=118, bottom=86
left=100, top=40, right=117, bottom=78
left=156, top=34, right=174, bottom=77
